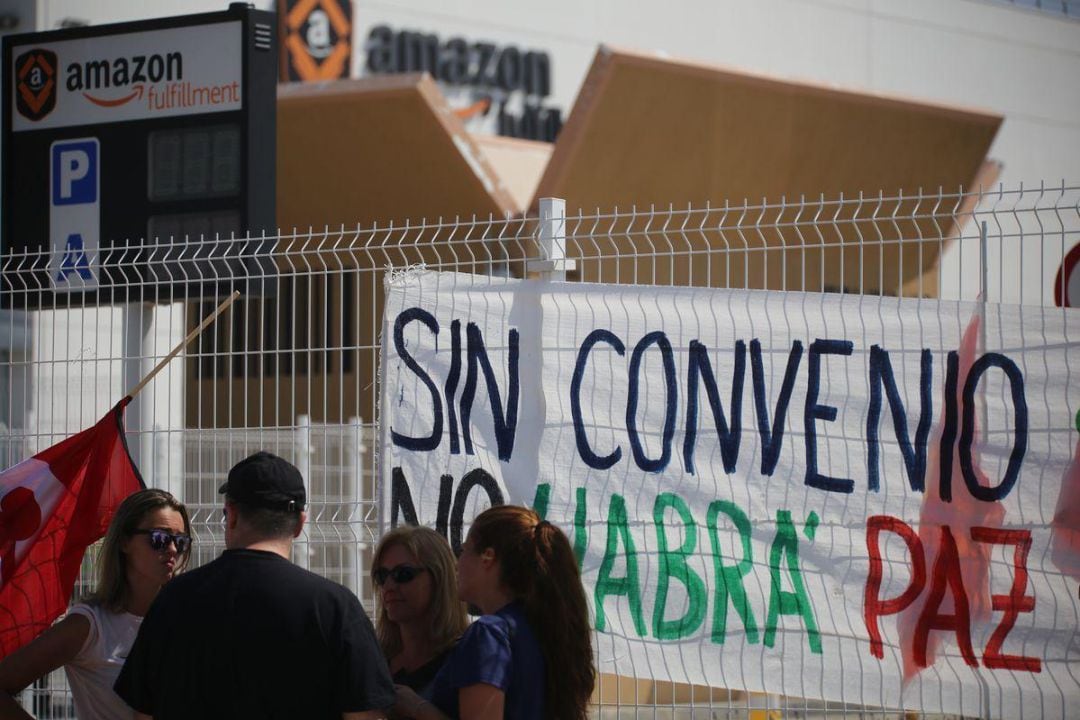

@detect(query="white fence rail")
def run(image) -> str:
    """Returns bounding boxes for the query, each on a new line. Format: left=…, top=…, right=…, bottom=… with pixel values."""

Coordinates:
left=2, top=183, right=1078, bottom=717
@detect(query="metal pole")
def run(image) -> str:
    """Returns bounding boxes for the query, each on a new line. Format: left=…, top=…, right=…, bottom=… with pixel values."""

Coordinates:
left=347, top=415, right=364, bottom=595
left=534, top=197, right=574, bottom=280
left=296, top=413, right=311, bottom=570
left=979, top=221, right=989, bottom=442
left=122, top=302, right=153, bottom=471
left=980, top=221, right=988, bottom=304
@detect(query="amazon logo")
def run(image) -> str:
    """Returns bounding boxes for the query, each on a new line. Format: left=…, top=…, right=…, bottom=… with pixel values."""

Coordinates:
left=14, top=49, right=57, bottom=121
left=454, top=95, right=491, bottom=121
left=65, top=51, right=182, bottom=107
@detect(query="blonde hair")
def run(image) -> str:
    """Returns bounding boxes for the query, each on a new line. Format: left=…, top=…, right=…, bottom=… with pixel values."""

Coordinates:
left=372, top=526, right=468, bottom=660
left=87, top=488, right=191, bottom=612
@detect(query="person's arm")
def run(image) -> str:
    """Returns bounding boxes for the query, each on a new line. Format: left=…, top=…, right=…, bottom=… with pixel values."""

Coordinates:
left=393, top=683, right=502, bottom=720
left=393, top=685, right=448, bottom=720
left=0, top=614, right=90, bottom=720
left=334, top=596, right=396, bottom=719
left=342, top=711, right=388, bottom=720
left=457, top=684, right=504, bottom=720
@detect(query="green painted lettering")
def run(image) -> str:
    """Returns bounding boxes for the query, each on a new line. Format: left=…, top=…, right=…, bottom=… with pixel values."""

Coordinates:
left=594, top=493, right=646, bottom=636
left=531, top=483, right=551, bottom=519
left=706, top=499, right=759, bottom=644
left=573, top=486, right=587, bottom=569
left=764, top=510, right=821, bottom=653
left=652, top=492, right=707, bottom=640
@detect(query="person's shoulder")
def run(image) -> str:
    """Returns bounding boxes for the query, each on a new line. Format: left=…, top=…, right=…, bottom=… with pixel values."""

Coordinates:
left=170, top=554, right=222, bottom=584
left=63, top=602, right=99, bottom=635
left=446, top=613, right=513, bottom=677
left=490, top=603, right=541, bottom=653
left=312, top=571, right=366, bottom=610
left=264, top=558, right=363, bottom=607
left=66, top=600, right=123, bottom=627
left=66, top=600, right=97, bottom=617
left=461, top=612, right=512, bottom=646
left=254, top=554, right=331, bottom=587
left=475, top=612, right=511, bottom=631
left=152, top=554, right=225, bottom=602
left=495, top=602, right=531, bottom=631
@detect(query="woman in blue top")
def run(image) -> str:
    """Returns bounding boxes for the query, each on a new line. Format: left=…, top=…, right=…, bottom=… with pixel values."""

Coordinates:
left=394, top=505, right=595, bottom=720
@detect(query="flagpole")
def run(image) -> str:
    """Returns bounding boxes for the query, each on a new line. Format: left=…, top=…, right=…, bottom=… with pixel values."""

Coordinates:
left=124, top=290, right=241, bottom=400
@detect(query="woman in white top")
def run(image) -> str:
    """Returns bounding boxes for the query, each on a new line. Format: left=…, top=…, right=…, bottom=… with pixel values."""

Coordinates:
left=0, top=488, right=191, bottom=720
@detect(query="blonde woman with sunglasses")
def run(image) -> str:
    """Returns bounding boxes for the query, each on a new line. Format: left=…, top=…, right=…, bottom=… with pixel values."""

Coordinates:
left=371, top=526, right=468, bottom=700
left=0, top=488, right=191, bottom=720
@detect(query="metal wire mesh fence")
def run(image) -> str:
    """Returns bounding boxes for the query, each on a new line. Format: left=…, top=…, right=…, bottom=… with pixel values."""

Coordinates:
left=1, top=182, right=1078, bottom=717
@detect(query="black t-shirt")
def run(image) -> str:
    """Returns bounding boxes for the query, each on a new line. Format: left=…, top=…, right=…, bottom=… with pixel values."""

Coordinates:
left=391, top=647, right=452, bottom=696
left=114, top=549, right=395, bottom=720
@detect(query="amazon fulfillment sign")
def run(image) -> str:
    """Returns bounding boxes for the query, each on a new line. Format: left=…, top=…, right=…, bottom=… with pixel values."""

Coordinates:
left=363, top=24, right=563, bottom=143
left=2, top=6, right=278, bottom=307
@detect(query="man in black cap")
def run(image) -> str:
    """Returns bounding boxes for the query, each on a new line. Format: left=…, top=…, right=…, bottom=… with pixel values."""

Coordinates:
left=115, top=452, right=394, bottom=719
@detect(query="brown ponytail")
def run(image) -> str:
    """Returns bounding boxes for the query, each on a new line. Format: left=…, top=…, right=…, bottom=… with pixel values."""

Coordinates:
left=469, top=505, right=595, bottom=720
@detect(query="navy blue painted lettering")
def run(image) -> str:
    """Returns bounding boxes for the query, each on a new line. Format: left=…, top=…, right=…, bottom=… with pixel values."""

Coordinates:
left=390, top=466, right=419, bottom=528
left=959, top=353, right=1027, bottom=502
left=684, top=339, right=745, bottom=475
left=867, top=347, right=933, bottom=492
left=750, top=339, right=803, bottom=476
left=460, top=323, right=520, bottom=461
left=805, top=339, right=855, bottom=493
left=939, top=351, right=960, bottom=502
left=435, top=473, right=454, bottom=538
left=445, top=320, right=462, bottom=454
left=627, top=331, right=677, bottom=472
left=449, top=468, right=505, bottom=555
left=391, top=308, right=442, bottom=451
left=571, top=329, right=625, bottom=469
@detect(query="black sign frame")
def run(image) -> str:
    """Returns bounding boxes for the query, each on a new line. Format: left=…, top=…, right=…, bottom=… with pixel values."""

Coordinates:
left=1, top=5, right=277, bottom=308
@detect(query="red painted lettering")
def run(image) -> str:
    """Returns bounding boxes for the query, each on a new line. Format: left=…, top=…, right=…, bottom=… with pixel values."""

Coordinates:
left=971, top=527, right=1041, bottom=672
left=914, top=525, right=978, bottom=668
left=865, top=515, right=926, bottom=659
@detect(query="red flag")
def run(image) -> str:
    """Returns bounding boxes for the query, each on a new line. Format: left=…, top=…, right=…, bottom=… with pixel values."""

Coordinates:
left=1050, top=417, right=1080, bottom=581
left=0, top=398, right=144, bottom=658
left=898, top=307, right=1005, bottom=680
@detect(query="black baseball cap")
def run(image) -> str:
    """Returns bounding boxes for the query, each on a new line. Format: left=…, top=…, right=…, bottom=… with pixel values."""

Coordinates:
left=219, top=451, right=306, bottom=512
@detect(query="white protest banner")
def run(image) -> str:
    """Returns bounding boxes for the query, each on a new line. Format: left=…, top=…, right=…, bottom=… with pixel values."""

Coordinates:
left=380, top=269, right=1080, bottom=719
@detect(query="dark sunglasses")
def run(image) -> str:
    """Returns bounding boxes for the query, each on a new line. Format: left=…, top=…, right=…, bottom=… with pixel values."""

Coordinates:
left=373, top=564, right=426, bottom=586
left=131, top=529, right=192, bottom=554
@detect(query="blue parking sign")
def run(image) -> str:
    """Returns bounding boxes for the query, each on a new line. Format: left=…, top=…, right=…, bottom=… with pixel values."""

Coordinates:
left=49, top=137, right=100, bottom=290
left=51, top=139, right=98, bottom=205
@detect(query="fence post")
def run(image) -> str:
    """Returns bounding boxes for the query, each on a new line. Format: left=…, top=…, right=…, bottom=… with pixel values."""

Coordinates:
left=979, top=220, right=989, bottom=439
left=122, top=303, right=153, bottom=470
left=346, top=415, right=365, bottom=501
left=533, top=197, right=575, bottom=280
left=25, top=409, right=36, bottom=455
left=296, top=414, right=311, bottom=570
left=152, top=424, right=166, bottom=492
left=979, top=220, right=989, bottom=303
left=346, top=415, right=364, bottom=594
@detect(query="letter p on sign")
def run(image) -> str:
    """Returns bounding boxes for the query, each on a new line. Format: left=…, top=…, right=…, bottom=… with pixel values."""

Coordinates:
left=49, top=138, right=100, bottom=291
left=51, top=139, right=97, bottom=205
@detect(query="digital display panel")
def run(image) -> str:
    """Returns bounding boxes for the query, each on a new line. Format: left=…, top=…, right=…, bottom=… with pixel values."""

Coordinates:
left=149, top=124, right=241, bottom=201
